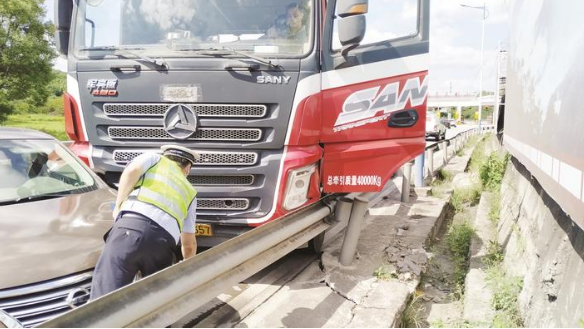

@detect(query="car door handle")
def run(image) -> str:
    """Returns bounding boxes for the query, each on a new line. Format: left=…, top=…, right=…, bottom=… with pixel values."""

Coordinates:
left=224, top=61, right=260, bottom=71
left=388, top=109, right=419, bottom=128
left=110, top=64, right=141, bottom=72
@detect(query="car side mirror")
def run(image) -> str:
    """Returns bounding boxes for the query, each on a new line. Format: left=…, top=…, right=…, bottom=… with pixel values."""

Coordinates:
left=336, top=0, right=368, bottom=57
left=55, top=0, right=73, bottom=56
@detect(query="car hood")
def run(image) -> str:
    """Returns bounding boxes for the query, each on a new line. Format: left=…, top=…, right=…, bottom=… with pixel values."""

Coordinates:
left=0, top=187, right=115, bottom=290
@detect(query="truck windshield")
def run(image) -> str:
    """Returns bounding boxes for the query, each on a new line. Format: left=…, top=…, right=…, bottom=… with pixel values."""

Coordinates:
left=73, top=0, right=314, bottom=59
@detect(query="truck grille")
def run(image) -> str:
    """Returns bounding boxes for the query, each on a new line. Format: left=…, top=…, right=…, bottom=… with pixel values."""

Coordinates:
left=103, top=103, right=267, bottom=118
left=188, top=175, right=254, bottom=186
left=0, top=272, right=92, bottom=327
left=113, top=150, right=258, bottom=166
left=108, top=127, right=262, bottom=142
left=197, top=198, right=250, bottom=210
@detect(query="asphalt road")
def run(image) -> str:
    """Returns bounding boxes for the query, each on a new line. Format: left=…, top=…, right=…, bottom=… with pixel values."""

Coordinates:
left=425, top=124, right=477, bottom=148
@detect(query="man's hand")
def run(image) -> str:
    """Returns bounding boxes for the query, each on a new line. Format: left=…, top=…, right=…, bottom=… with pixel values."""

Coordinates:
left=181, top=233, right=197, bottom=259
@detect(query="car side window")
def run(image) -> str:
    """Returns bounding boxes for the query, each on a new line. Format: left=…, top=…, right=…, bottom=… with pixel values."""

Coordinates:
left=332, top=0, right=419, bottom=50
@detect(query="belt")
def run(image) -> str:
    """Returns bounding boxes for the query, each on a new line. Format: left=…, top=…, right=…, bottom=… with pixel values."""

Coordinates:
left=116, top=212, right=176, bottom=247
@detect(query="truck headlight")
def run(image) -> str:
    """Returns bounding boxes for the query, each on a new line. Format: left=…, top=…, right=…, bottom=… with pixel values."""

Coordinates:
left=283, top=164, right=316, bottom=210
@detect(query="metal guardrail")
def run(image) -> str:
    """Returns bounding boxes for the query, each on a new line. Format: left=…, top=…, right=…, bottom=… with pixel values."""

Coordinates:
left=40, top=198, right=337, bottom=327
left=418, top=125, right=494, bottom=187
left=41, top=125, right=494, bottom=327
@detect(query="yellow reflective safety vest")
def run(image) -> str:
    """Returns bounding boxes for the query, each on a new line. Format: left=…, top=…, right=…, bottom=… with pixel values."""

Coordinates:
left=129, top=157, right=197, bottom=231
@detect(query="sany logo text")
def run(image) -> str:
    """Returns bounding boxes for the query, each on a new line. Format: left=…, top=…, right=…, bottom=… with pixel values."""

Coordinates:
left=334, top=76, right=427, bottom=131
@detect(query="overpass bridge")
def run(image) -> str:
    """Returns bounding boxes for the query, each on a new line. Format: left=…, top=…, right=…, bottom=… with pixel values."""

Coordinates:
left=428, top=94, right=497, bottom=120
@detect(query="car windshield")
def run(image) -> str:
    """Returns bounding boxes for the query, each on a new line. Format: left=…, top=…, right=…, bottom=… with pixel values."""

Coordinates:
left=0, top=140, right=96, bottom=204
left=73, top=0, right=314, bottom=59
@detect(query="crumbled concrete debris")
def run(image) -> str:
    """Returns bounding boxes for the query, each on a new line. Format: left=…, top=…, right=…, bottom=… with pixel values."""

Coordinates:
left=384, top=242, right=429, bottom=280
left=421, top=285, right=447, bottom=302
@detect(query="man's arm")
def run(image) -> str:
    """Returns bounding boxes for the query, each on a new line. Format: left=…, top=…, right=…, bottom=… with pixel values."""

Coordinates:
left=181, top=198, right=198, bottom=259
left=181, top=232, right=197, bottom=259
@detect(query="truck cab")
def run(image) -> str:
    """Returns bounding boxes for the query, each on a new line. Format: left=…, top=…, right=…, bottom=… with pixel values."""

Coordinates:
left=55, top=0, right=429, bottom=246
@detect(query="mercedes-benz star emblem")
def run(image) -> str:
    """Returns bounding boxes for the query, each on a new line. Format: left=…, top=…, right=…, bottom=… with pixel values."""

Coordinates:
left=66, top=288, right=91, bottom=309
left=163, top=104, right=198, bottom=139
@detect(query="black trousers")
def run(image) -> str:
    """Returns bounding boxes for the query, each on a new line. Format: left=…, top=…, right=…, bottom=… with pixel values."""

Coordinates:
left=90, top=212, right=176, bottom=300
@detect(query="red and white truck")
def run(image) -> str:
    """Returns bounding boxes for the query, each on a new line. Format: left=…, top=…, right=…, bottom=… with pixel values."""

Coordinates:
left=54, top=0, right=429, bottom=246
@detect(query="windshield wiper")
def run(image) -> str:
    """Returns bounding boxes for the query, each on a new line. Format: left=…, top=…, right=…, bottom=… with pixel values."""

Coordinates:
left=0, top=192, right=72, bottom=206
left=79, top=46, right=169, bottom=71
left=176, top=47, right=281, bottom=70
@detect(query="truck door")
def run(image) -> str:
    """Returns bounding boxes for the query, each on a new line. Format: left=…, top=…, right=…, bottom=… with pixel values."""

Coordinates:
left=320, top=0, right=430, bottom=192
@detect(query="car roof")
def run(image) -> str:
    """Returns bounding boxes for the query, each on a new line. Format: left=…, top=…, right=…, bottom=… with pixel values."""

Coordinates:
left=0, top=127, right=56, bottom=141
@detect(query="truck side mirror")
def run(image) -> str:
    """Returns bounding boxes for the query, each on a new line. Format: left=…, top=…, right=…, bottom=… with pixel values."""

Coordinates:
left=336, top=0, right=368, bottom=57
left=55, top=0, right=74, bottom=56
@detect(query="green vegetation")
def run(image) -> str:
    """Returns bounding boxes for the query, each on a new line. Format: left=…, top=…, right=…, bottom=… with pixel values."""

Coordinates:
left=461, top=106, right=494, bottom=121
left=399, top=293, right=426, bottom=328
left=436, top=168, right=452, bottom=182
left=446, top=221, right=475, bottom=295
left=487, top=265, right=524, bottom=328
left=431, top=319, right=487, bottom=328
left=450, top=185, right=481, bottom=212
left=488, top=191, right=502, bottom=223
left=1, top=0, right=57, bottom=122
left=373, top=264, right=396, bottom=281
left=467, top=136, right=488, bottom=173
left=4, top=114, right=67, bottom=140
left=483, top=240, right=524, bottom=327
left=483, top=240, right=504, bottom=267
left=480, top=153, right=510, bottom=191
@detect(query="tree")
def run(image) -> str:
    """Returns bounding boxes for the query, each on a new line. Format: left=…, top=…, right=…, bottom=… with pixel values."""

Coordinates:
left=0, top=0, right=56, bottom=121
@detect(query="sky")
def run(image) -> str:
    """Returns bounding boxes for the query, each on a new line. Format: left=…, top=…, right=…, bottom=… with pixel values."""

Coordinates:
left=44, top=0, right=509, bottom=95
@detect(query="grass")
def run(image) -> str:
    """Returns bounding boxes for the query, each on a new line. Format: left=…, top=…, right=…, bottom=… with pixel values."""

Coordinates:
left=483, top=240, right=524, bottom=328
left=450, top=184, right=482, bottom=212
left=486, top=265, right=524, bottom=328
left=431, top=168, right=453, bottom=199
left=2, top=114, right=67, bottom=140
left=483, top=240, right=505, bottom=268
left=373, top=264, right=397, bottom=281
left=488, top=191, right=502, bottom=223
left=446, top=221, right=475, bottom=297
left=467, top=136, right=488, bottom=174
left=432, top=319, right=487, bottom=328
left=399, top=293, right=426, bottom=328
left=480, top=153, right=510, bottom=191
left=436, top=168, right=453, bottom=182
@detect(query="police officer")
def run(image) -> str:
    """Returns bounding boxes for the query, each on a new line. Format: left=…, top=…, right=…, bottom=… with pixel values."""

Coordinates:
left=90, top=145, right=199, bottom=300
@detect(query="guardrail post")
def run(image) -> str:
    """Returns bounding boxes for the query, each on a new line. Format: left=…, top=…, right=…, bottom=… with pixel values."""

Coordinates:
left=427, top=148, right=434, bottom=179
left=442, top=141, right=448, bottom=162
left=339, top=197, right=369, bottom=266
left=414, top=153, right=425, bottom=187
left=401, top=162, right=412, bottom=203
left=454, top=136, right=458, bottom=154
left=332, top=196, right=353, bottom=224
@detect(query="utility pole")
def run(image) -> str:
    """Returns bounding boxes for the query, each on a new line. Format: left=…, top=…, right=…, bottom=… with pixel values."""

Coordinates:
left=494, top=41, right=501, bottom=127
left=461, top=2, right=488, bottom=129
